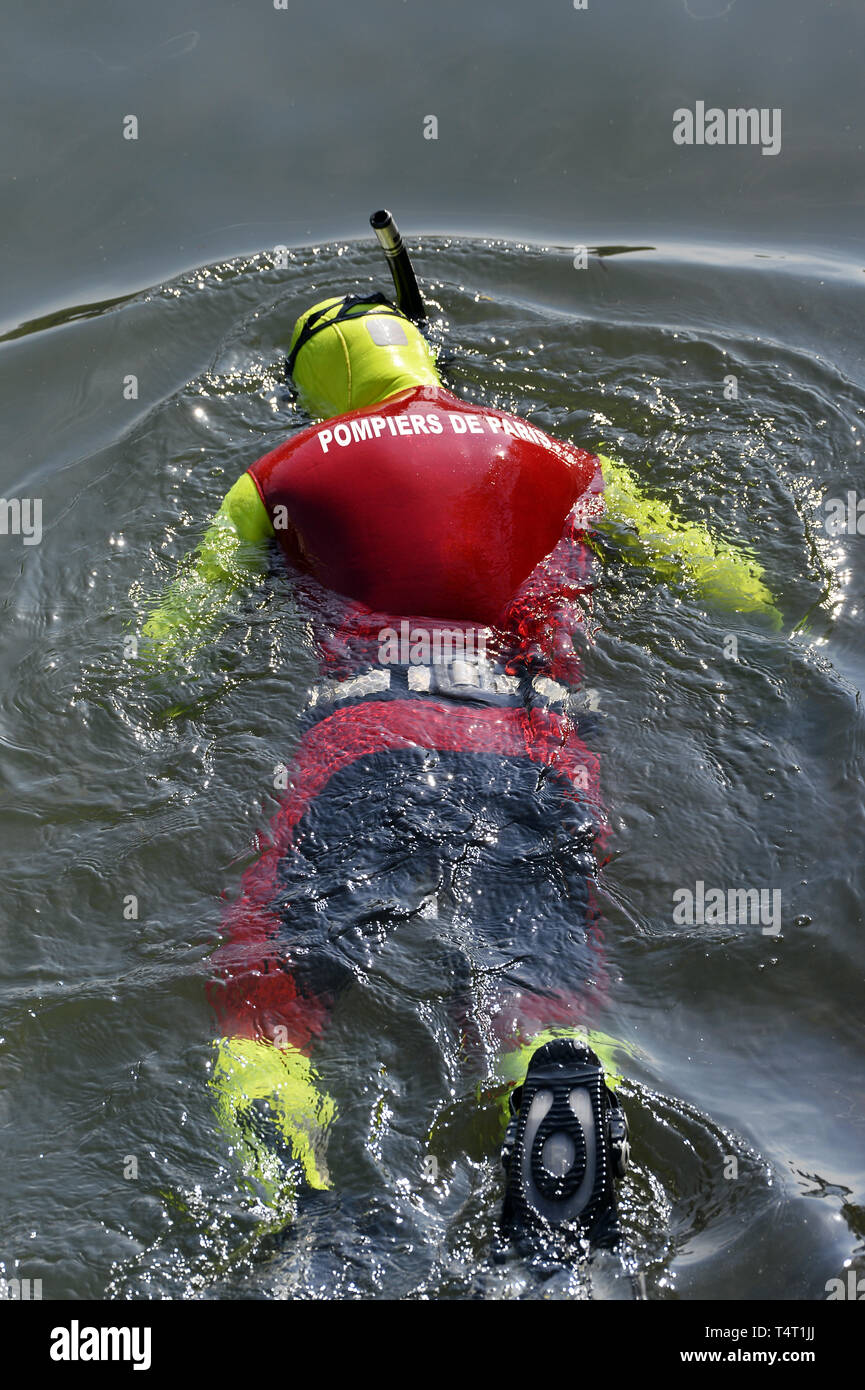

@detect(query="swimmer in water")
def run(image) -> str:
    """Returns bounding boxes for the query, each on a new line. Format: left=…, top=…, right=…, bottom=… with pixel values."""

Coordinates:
left=142, top=213, right=780, bottom=1249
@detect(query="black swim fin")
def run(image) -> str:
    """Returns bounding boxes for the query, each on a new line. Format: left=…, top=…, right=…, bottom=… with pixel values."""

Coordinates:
left=501, top=1037, right=629, bottom=1246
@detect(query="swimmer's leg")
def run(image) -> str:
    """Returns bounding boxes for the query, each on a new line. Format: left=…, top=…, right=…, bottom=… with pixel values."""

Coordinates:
left=210, top=1036, right=336, bottom=1218
left=206, top=838, right=341, bottom=1217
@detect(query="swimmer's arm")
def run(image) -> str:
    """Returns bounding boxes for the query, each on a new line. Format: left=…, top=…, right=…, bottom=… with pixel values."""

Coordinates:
left=139, top=472, right=274, bottom=662
left=594, top=452, right=782, bottom=627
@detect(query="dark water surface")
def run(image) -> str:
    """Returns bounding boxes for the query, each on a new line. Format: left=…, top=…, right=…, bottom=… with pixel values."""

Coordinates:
left=2, top=0, right=864, bottom=327
left=1, top=0, right=863, bottom=1303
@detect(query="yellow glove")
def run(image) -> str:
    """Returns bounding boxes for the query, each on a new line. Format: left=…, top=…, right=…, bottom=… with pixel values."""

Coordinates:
left=139, top=472, right=274, bottom=665
left=596, top=453, right=782, bottom=627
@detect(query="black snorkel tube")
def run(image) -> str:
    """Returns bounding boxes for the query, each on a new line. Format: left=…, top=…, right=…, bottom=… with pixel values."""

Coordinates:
left=284, top=210, right=432, bottom=394
left=369, top=209, right=427, bottom=324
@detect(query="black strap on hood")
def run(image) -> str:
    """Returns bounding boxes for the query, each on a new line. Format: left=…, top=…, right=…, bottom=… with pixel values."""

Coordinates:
left=285, top=293, right=407, bottom=379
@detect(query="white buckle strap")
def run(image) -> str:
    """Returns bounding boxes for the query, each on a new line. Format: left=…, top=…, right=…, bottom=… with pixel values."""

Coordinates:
left=309, top=668, right=391, bottom=706
left=309, top=662, right=598, bottom=712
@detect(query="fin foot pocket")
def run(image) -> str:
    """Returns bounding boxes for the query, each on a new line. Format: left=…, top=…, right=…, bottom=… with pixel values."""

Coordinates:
left=501, top=1038, right=629, bottom=1245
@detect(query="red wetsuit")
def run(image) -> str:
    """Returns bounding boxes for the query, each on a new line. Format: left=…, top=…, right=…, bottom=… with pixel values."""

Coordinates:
left=208, top=387, right=609, bottom=1054
left=246, top=386, right=594, bottom=626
